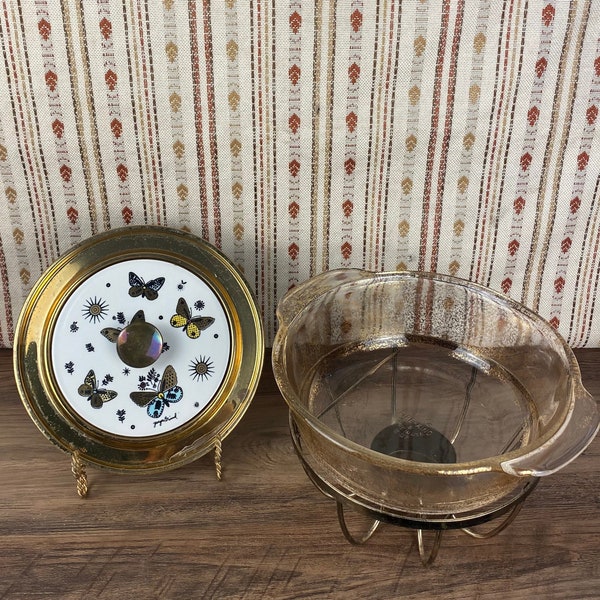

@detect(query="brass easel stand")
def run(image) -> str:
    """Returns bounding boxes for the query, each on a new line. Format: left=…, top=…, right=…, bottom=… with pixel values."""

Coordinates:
left=71, top=450, right=88, bottom=498
left=69, top=437, right=224, bottom=497
left=214, top=436, right=223, bottom=480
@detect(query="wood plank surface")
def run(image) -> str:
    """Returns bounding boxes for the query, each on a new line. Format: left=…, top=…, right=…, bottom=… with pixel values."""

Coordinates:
left=1, top=348, right=599, bottom=599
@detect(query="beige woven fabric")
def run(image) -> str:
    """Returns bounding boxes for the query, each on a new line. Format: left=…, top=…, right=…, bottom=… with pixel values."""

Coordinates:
left=0, top=1, right=599, bottom=347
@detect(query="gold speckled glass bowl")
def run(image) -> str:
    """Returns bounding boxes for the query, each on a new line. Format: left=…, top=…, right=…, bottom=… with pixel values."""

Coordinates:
left=272, top=269, right=599, bottom=524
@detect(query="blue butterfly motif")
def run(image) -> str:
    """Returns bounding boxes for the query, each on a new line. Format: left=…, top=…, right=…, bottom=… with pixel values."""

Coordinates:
left=129, top=365, right=183, bottom=419
left=146, top=385, right=183, bottom=419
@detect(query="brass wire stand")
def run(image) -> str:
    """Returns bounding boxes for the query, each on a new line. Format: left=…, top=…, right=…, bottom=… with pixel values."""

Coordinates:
left=332, top=489, right=533, bottom=566
left=289, top=350, right=540, bottom=567
left=291, top=414, right=538, bottom=566
left=337, top=502, right=381, bottom=545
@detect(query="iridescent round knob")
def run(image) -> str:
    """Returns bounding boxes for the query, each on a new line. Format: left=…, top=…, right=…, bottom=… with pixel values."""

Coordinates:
left=116, top=320, right=164, bottom=368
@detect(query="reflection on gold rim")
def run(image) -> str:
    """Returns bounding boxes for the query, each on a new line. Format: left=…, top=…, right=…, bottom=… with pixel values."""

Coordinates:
left=13, top=226, right=264, bottom=473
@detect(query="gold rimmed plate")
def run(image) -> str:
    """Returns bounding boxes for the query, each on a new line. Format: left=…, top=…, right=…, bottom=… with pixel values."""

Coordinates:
left=14, top=226, right=264, bottom=486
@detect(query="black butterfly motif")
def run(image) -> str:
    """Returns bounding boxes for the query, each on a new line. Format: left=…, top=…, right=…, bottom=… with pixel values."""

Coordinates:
left=101, top=309, right=146, bottom=342
left=128, top=272, right=165, bottom=301
left=170, top=297, right=214, bottom=339
left=78, top=370, right=117, bottom=409
left=130, top=365, right=183, bottom=419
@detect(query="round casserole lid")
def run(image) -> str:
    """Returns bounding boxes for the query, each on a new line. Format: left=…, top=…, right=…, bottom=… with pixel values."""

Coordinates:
left=13, top=226, right=264, bottom=472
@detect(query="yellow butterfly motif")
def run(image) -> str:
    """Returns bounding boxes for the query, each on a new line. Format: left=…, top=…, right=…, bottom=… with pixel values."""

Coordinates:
left=170, top=297, right=215, bottom=339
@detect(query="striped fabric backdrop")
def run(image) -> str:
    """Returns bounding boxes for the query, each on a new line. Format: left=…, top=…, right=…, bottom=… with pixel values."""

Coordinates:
left=0, top=0, right=600, bottom=347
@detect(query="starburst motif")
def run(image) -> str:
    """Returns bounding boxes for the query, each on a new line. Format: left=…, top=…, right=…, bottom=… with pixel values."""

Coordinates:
left=82, top=297, right=109, bottom=323
left=189, top=356, right=214, bottom=382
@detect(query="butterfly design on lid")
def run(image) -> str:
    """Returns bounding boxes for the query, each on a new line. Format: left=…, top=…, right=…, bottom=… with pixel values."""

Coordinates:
left=128, top=272, right=165, bottom=301
left=170, top=297, right=215, bottom=339
left=129, top=365, right=183, bottom=419
left=78, top=370, right=118, bottom=409
left=100, top=309, right=146, bottom=343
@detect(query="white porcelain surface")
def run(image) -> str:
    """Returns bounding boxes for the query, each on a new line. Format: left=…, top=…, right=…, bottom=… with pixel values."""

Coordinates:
left=51, top=258, right=231, bottom=437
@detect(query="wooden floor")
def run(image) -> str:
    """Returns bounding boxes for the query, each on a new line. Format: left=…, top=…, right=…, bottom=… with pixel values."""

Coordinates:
left=1, top=347, right=599, bottom=599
